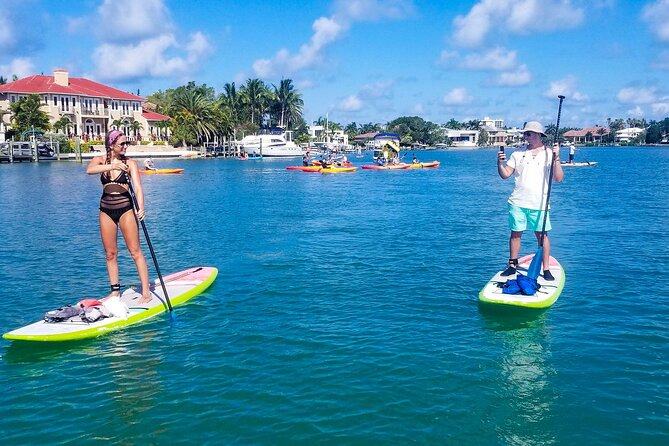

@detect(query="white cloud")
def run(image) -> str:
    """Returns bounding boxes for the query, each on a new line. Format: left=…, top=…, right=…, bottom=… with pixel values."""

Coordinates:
left=544, top=76, right=588, bottom=102
left=452, top=0, right=584, bottom=48
left=626, top=106, right=645, bottom=117
left=641, top=0, right=669, bottom=43
left=0, top=15, right=15, bottom=50
left=253, top=0, right=415, bottom=78
left=652, top=50, right=669, bottom=70
left=442, top=88, right=473, bottom=105
left=0, top=58, right=35, bottom=79
left=616, top=87, right=657, bottom=104
left=253, top=17, right=344, bottom=78
left=651, top=100, right=669, bottom=115
left=91, top=0, right=211, bottom=82
left=333, top=0, right=416, bottom=21
left=359, top=80, right=395, bottom=99
left=459, top=47, right=518, bottom=71
left=97, top=0, right=173, bottom=43
left=494, top=64, right=532, bottom=86
left=339, top=95, right=364, bottom=111
left=92, top=33, right=210, bottom=81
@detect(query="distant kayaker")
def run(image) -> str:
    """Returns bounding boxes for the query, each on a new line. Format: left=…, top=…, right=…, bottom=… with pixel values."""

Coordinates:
left=496, top=121, right=564, bottom=281
left=302, top=154, right=310, bottom=166
left=143, top=158, right=156, bottom=170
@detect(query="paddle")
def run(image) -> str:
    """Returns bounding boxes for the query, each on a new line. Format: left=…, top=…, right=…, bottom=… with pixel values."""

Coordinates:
left=527, top=95, right=565, bottom=280
left=125, top=170, right=174, bottom=314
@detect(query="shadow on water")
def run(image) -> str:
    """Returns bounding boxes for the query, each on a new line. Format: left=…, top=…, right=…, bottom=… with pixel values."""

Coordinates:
left=477, top=303, right=558, bottom=445
left=2, top=339, right=104, bottom=364
left=477, top=302, right=549, bottom=332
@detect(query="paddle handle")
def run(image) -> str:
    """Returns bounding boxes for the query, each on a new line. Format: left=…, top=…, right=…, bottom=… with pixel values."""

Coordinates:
left=539, top=95, right=565, bottom=245
left=126, top=172, right=173, bottom=312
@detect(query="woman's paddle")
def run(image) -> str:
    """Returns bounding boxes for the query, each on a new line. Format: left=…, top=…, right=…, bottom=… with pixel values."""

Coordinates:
left=527, top=95, right=565, bottom=280
left=126, top=171, right=174, bottom=314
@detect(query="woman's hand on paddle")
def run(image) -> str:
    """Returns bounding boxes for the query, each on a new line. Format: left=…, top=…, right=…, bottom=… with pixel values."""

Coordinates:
left=136, top=207, right=145, bottom=221
left=111, top=159, right=128, bottom=171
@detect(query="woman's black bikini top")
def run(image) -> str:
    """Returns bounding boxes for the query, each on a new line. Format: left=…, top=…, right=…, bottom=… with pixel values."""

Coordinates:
left=100, top=164, right=130, bottom=186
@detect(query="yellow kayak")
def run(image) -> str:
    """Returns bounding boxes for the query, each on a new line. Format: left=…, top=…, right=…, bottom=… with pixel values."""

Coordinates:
left=140, top=168, right=184, bottom=175
left=410, top=161, right=440, bottom=168
left=321, top=166, right=358, bottom=173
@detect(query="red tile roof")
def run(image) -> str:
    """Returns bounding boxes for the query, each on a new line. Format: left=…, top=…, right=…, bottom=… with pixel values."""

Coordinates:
left=563, top=126, right=610, bottom=137
left=0, top=74, right=144, bottom=101
left=142, top=110, right=171, bottom=121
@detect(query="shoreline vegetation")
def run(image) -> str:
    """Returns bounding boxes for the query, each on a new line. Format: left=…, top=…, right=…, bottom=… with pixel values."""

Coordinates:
left=3, top=78, right=669, bottom=153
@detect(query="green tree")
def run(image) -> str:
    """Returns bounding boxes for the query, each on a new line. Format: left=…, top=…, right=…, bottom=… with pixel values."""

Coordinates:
left=170, top=88, right=217, bottom=146
left=52, top=116, right=72, bottom=134
left=444, top=118, right=463, bottom=129
left=0, top=76, right=7, bottom=85
left=9, top=94, right=50, bottom=134
left=478, top=128, right=489, bottom=146
left=240, top=78, right=271, bottom=125
left=271, top=79, right=303, bottom=129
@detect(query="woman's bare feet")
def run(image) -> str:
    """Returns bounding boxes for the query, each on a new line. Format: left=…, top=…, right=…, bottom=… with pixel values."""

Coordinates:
left=138, top=293, right=152, bottom=304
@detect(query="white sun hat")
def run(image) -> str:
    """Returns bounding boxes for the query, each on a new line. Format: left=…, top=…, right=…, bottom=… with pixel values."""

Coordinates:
left=523, top=121, right=547, bottom=136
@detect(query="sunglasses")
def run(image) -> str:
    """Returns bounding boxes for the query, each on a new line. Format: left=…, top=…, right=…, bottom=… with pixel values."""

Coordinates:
left=117, top=141, right=129, bottom=147
left=523, top=132, right=536, bottom=137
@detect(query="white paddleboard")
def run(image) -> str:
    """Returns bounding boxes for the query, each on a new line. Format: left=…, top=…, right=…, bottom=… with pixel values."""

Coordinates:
left=479, top=255, right=565, bottom=308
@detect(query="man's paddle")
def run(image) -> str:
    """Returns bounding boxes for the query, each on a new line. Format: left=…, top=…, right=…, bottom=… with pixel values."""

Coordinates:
left=527, top=95, right=565, bottom=280
left=126, top=171, right=174, bottom=314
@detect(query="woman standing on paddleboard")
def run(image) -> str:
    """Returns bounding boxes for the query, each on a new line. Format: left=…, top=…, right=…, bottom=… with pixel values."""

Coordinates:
left=86, top=130, right=152, bottom=304
left=497, top=121, right=564, bottom=280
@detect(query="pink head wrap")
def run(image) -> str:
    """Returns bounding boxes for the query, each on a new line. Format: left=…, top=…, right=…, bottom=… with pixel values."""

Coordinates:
left=106, top=130, right=124, bottom=149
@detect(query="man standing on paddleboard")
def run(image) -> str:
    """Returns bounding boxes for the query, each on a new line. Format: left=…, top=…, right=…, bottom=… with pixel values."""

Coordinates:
left=497, top=121, right=564, bottom=280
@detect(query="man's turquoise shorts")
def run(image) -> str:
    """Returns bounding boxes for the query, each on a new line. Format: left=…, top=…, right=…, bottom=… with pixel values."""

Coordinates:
left=508, top=204, right=551, bottom=232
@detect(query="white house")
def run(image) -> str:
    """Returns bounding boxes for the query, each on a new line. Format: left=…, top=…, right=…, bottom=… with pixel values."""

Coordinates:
left=615, top=127, right=644, bottom=143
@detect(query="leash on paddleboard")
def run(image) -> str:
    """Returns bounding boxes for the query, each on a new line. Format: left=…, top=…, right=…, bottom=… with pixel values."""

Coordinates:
left=528, top=95, right=565, bottom=279
left=125, top=170, right=174, bottom=313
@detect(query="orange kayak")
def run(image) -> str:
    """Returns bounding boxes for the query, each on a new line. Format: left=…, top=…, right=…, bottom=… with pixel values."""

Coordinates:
left=139, top=168, right=184, bottom=175
left=286, top=165, right=323, bottom=172
left=361, top=164, right=410, bottom=170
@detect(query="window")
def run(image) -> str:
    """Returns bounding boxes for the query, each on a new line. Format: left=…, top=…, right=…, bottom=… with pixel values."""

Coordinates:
left=10, top=95, right=16, bottom=102
left=72, top=97, right=76, bottom=107
left=53, top=96, right=57, bottom=106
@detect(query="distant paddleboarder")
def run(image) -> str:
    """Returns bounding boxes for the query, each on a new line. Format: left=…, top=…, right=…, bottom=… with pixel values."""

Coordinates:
left=496, top=121, right=564, bottom=281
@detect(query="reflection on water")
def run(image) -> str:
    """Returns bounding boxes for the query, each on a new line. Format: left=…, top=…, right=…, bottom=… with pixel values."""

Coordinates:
left=479, top=306, right=557, bottom=446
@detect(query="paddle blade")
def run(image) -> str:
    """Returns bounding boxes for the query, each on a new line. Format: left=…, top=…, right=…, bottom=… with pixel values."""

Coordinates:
left=527, top=247, right=544, bottom=280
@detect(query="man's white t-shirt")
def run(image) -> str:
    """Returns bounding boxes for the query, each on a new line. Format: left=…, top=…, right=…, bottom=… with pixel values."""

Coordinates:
left=505, top=146, right=551, bottom=210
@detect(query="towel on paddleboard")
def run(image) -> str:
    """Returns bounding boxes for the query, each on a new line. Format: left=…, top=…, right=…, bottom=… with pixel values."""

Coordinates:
left=502, top=273, right=540, bottom=296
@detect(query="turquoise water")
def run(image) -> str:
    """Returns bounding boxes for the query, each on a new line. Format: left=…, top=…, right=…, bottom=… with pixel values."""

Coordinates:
left=1, top=147, right=668, bottom=444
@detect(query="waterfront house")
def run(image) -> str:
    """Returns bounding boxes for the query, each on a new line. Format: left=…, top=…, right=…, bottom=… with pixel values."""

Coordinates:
left=563, top=126, right=610, bottom=144
left=615, top=127, right=645, bottom=144
left=0, top=69, right=170, bottom=143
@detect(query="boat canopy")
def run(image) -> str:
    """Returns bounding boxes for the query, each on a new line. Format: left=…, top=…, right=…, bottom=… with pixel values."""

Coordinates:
left=373, top=132, right=400, bottom=140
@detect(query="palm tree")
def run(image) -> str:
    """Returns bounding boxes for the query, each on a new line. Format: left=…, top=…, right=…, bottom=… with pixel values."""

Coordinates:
left=128, top=118, right=143, bottom=140
left=272, top=79, right=303, bottom=128
left=52, top=116, right=72, bottom=134
left=9, top=94, right=50, bottom=134
left=240, top=79, right=270, bottom=126
left=219, top=82, right=243, bottom=140
left=170, top=88, right=217, bottom=146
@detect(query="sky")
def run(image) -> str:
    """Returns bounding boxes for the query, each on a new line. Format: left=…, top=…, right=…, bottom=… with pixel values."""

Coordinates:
left=1, top=0, right=668, bottom=129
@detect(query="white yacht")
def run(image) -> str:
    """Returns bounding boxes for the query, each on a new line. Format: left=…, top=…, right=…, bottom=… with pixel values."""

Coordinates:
left=240, top=128, right=303, bottom=157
